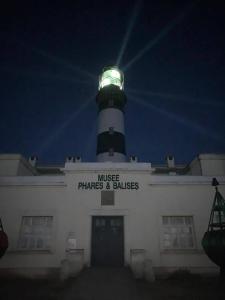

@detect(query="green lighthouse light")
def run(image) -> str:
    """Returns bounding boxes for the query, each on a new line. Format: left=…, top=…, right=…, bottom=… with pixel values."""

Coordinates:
left=99, top=66, right=124, bottom=90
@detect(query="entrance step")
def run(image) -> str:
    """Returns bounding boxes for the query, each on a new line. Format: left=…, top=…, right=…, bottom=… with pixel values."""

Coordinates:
left=63, top=267, right=140, bottom=300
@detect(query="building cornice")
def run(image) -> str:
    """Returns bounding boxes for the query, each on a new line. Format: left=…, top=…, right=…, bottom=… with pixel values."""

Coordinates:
left=148, top=175, right=225, bottom=185
left=0, top=176, right=66, bottom=186
left=62, top=162, right=154, bottom=174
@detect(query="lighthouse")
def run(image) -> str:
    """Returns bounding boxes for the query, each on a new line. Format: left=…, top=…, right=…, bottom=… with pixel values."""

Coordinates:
left=96, top=66, right=127, bottom=162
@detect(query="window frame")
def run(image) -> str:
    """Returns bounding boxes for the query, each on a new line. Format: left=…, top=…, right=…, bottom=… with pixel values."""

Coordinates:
left=161, top=216, right=196, bottom=251
left=17, top=216, right=54, bottom=252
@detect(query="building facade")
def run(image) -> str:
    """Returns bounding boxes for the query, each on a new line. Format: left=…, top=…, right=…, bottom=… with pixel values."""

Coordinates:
left=0, top=154, right=225, bottom=278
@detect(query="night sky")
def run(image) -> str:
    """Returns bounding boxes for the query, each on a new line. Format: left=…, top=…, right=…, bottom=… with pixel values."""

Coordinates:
left=1, top=0, right=225, bottom=165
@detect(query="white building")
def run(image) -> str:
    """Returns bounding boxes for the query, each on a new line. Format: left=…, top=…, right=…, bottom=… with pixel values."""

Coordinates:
left=0, top=153, right=225, bottom=279
left=0, top=67, right=225, bottom=279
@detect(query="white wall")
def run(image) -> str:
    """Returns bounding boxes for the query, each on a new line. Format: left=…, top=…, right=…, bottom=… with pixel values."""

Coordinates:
left=188, top=154, right=225, bottom=176
left=0, top=166, right=225, bottom=277
left=0, top=154, right=36, bottom=176
left=0, top=157, right=20, bottom=176
left=200, top=154, right=225, bottom=176
left=0, top=177, right=66, bottom=271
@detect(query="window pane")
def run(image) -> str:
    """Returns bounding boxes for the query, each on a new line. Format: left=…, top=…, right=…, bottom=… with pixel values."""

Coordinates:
left=171, top=217, right=183, bottom=225
left=46, top=217, right=52, bottom=227
left=162, top=216, right=169, bottom=225
left=28, top=237, right=35, bottom=249
left=111, top=219, right=121, bottom=227
left=96, top=218, right=106, bottom=227
left=164, top=240, right=171, bottom=247
left=162, top=216, right=195, bottom=250
left=185, top=217, right=192, bottom=225
left=37, top=238, right=44, bottom=249
left=171, top=235, right=179, bottom=248
left=18, top=216, right=53, bottom=250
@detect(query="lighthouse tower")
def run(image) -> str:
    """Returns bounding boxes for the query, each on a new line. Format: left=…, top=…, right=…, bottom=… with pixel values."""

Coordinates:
left=96, top=66, right=127, bottom=162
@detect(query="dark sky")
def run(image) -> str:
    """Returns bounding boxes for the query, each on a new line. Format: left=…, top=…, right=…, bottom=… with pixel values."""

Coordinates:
left=1, top=0, right=225, bottom=165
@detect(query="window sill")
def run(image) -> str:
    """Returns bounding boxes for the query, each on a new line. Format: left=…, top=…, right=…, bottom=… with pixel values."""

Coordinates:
left=7, top=249, right=53, bottom=254
left=160, top=249, right=204, bottom=255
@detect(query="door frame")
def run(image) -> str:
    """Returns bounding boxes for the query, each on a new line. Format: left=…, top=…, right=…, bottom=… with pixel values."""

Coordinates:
left=91, top=215, right=124, bottom=267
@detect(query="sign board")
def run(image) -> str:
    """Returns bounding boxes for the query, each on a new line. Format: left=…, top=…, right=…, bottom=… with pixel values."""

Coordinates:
left=78, top=174, right=139, bottom=190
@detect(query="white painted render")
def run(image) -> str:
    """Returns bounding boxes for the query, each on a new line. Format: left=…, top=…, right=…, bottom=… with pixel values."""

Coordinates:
left=97, top=152, right=127, bottom=162
left=1, top=157, right=225, bottom=278
left=187, top=154, right=225, bottom=176
left=97, top=108, right=125, bottom=134
left=0, top=154, right=37, bottom=176
left=199, top=154, right=225, bottom=176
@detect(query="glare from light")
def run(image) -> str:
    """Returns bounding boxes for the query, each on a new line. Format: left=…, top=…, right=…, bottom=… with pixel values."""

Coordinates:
left=127, top=88, right=225, bottom=107
left=129, top=94, right=224, bottom=143
left=1, top=66, right=95, bottom=86
left=37, top=93, right=95, bottom=156
left=101, top=78, right=112, bottom=88
left=116, top=0, right=142, bottom=67
left=18, top=41, right=97, bottom=81
left=111, top=69, right=121, bottom=79
left=83, top=121, right=97, bottom=161
left=123, top=2, right=197, bottom=71
left=99, top=67, right=123, bottom=90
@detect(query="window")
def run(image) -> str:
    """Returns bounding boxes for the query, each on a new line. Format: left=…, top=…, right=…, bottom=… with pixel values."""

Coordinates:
left=18, top=216, right=53, bottom=251
left=110, top=218, right=122, bottom=227
left=101, top=191, right=115, bottom=206
left=95, top=218, right=106, bottom=227
left=162, top=216, right=195, bottom=250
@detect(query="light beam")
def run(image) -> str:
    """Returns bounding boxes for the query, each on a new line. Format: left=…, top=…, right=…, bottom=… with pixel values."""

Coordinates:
left=2, top=66, right=95, bottom=86
left=116, top=0, right=142, bottom=67
left=18, top=41, right=97, bottom=81
left=123, top=1, right=198, bottom=71
left=127, top=87, right=225, bottom=107
left=83, top=121, right=97, bottom=161
left=37, top=93, right=95, bottom=156
left=129, top=94, right=224, bottom=143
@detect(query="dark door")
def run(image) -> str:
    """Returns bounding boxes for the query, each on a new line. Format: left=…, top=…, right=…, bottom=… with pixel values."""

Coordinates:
left=91, top=216, right=124, bottom=266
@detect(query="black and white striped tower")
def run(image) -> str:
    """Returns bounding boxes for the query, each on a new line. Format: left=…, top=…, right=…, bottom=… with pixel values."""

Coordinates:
left=96, top=66, right=127, bottom=162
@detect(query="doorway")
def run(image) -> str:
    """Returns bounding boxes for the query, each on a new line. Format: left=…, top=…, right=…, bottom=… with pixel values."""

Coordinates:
left=91, top=216, right=124, bottom=266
